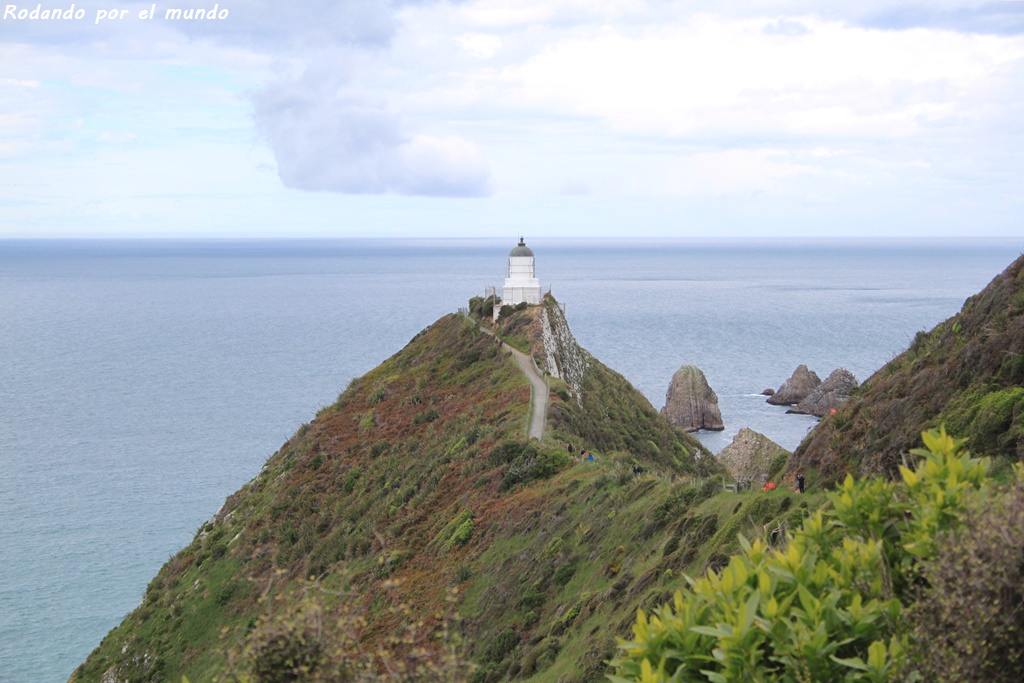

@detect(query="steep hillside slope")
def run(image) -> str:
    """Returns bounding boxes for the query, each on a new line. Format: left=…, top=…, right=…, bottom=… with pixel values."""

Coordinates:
left=470, top=295, right=705, bottom=473
left=793, top=252, right=1024, bottom=484
left=75, top=307, right=788, bottom=683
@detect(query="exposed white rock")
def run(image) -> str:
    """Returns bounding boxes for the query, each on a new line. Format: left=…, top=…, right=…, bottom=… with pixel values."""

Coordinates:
left=540, top=301, right=588, bottom=406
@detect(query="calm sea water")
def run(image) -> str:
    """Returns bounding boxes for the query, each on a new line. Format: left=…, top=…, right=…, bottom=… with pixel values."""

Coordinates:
left=1, top=238, right=1020, bottom=682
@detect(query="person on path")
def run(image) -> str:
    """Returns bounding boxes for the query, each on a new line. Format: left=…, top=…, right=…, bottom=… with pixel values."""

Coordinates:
left=796, top=472, right=805, bottom=494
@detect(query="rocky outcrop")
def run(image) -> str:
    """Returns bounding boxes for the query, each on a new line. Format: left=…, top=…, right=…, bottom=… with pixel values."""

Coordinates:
left=717, top=428, right=791, bottom=485
left=661, top=365, right=724, bottom=432
left=540, top=297, right=588, bottom=406
left=761, top=388, right=775, bottom=396
left=789, top=368, right=858, bottom=417
left=766, top=365, right=821, bottom=405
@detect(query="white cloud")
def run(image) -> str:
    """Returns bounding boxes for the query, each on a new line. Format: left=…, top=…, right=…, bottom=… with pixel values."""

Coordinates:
left=458, top=33, right=503, bottom=58
left=252, top=58, right=492, bottom=197
left=665, top=148, right=820, bottom=196
left=494, top=15, right=1024, bottom=141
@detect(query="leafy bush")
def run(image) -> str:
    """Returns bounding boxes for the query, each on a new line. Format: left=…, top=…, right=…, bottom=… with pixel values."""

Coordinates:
left=480, top=628, right=519, bottom=664
left=341, top=468, right=361, bottom=494
left=435, top=509, right=474, bottom=551
left=480, top=298, right=495, bottom=318
left=499, top=447, right=571, bottom=492
left=610, top=428, right=991, bottom=682
left=908, top=480, right=1024, bottom=681
left=519, top=582, right=545, bottom=609
left=487, top=440, right=528, bottom=467
left=487, top=441, right=571, bottom=492
left=468, top=295, right=496, bottom=320
left=553, top=562, right=576, bottom=587
left=448, top=517, right=474, bottom=549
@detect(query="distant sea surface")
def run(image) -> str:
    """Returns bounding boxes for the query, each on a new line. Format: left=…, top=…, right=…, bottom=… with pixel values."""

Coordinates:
left=1, top=238, right=1020, bottom=682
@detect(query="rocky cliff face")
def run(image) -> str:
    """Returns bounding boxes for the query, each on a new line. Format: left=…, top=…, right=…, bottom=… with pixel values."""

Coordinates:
left=793, top=253, right=1024, bottom=484
left=540, top=297, right=588, bottom=406
left=767, top=365, right=822, bottom=406
left=661, top=365, right=725, bottom=432
left=717, top=427, right=791, bottom=485
left=789, top=368, right=858, bottom=417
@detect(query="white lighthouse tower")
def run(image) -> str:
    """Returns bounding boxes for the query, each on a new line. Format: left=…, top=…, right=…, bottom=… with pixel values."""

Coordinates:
left=502, top=237, right=541, bottom=306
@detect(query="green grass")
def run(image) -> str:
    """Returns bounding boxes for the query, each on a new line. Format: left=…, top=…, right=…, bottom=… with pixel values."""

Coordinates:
left=73, top=311, right=832, bottom=683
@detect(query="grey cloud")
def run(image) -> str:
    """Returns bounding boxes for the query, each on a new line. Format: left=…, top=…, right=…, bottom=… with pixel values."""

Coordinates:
left=252, top=64, right=492, bottom=197
left=861, top=1, right=1024, bottom=35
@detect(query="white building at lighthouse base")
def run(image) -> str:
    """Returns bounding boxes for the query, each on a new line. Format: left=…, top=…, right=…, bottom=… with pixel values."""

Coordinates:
left=492, top=237, right=542, bottom=320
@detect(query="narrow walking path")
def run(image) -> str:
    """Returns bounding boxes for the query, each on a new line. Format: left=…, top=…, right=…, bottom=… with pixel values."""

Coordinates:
left=469, top=317, right=548, bottom=441
left=507, top=344, right=548, bottom=441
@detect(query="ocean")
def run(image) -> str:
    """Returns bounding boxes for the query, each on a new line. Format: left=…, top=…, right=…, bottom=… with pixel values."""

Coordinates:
left=0, top=238, right=1020, bottom=682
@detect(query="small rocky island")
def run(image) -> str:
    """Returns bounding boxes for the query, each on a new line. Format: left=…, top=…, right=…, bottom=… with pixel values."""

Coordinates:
left=789, top=368, right=858, bottom=417
left=662, top=364, right=724, bottom=432
left=717, top=427, right=791, bottom=487
left=766, top=364, right=821, bottom=405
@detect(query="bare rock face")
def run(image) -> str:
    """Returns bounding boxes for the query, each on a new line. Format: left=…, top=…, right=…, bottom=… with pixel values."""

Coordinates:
left=789, top=368, right=858, bottom=417
left=661, top=365, right=724, bottom=432
left=766, top=365, right=822, bottom=405
left=540, top=299, right=588, bottom=406
left=717, top=428, right=791, bottom=485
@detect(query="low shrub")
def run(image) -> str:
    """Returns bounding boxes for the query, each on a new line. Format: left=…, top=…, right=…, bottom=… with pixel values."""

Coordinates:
left=553, top=562, right=576, bottom=587
left=611, top=428, right=991, bottom=682
left=908, top=481, right=1024, bottom=681
left=480, top=628, right=519, bottom=664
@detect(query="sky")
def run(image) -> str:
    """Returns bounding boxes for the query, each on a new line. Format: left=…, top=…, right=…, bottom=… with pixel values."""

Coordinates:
left=1, top=0, right=1023, bottom=239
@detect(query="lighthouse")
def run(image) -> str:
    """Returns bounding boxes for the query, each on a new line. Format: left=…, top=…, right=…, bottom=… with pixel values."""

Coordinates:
left=502, top=237, right=541, bottom=306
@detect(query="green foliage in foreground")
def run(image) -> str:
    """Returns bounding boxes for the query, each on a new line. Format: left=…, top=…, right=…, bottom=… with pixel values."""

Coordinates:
left=610, top=428, right=997, bottom=682
left=219, top=581, right=473, bottom=683
left=908, top=481, right=1024, bottom=682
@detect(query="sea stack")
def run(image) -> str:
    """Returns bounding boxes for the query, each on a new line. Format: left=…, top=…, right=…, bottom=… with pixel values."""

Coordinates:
left=717, top=428, right=791, bottom=486
left=766, top=365, right=822, bottom=406
left=789, top=368, right=858, bottom=417
left=662, top=365, right=725, bottom=432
